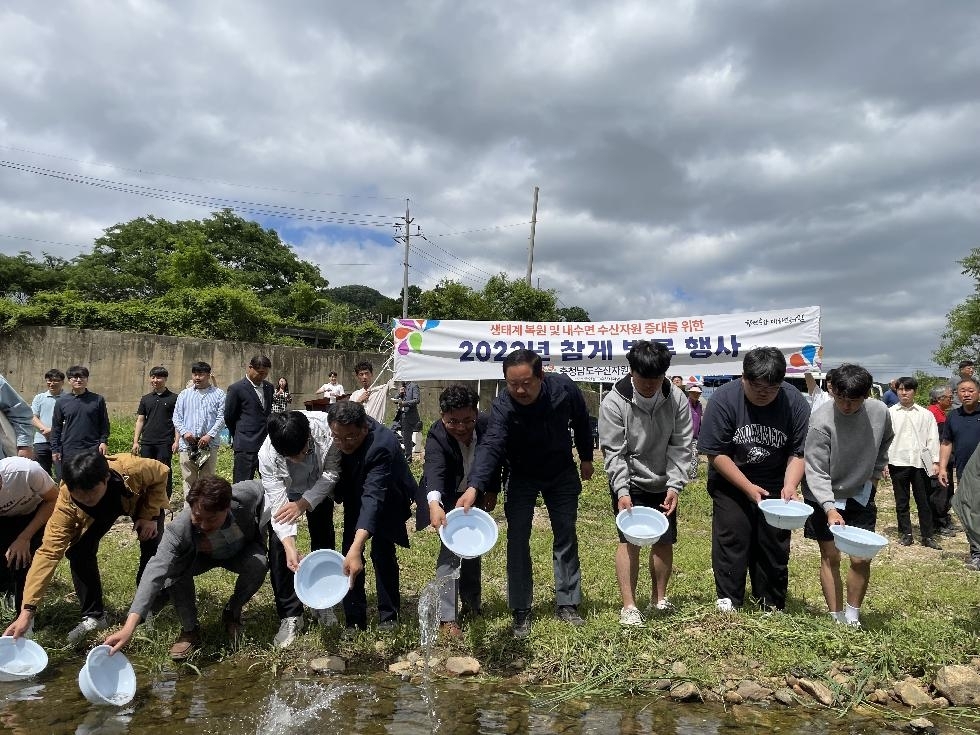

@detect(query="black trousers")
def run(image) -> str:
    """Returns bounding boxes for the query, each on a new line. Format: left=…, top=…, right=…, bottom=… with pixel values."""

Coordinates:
left=267, top=497, right=335, bottom=619
left=33, top=443, right=59, bottom=482
left=711, top=485, right=790, bottom=610
left=0, top=512, right=45, bottom=610
left=889, top=464, right=935, bottom=538
left=232, top=451, right=260, bottom=483
left=66, top=510, right=161, bottom=618
left=341, top=504, right=400, bottom=629
left=139, top=442, right=174, bottom=498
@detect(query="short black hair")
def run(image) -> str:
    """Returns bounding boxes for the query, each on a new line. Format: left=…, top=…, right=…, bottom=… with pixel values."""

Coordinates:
left=439, top=384, right=479, bottom=414
left=149, top=366, right=168, bottom=378
left=66, top=365, right=89, bottom=379
left=895, top=376, right=918, bottom=391
left=328, top=371, right=338, bottom=378
left=328, top=400, right=368, bottom=428
left=353, top=361, right=373, bottom=375
left=267, top=411, right=311, bottom=457
left=741, top=347, right=786, bottom=384
left=44, top=368, right=65, bottom=381
left=186, top=476, right=233, bottom=512
left=62, top=451, right=110, bottom=493
left=830, top=364, right=873, bottom=399
left=191, top=361, right=212, bottom=374
left=249, top=355, right=272, bottom=369
left=626, top=340, right=672, bottom=379
left=502, top=348, right=543, bottom=378
left=959, top=360, right=975, bottom=369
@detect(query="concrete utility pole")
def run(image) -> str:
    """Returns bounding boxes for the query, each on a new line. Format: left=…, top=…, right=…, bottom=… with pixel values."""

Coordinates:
left=394, top=199, right=415, bottom=319
left=525, top=185, right=539, bottom=286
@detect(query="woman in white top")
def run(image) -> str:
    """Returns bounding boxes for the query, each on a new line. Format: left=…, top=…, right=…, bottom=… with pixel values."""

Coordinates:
left=315, top=372, right=346, bottom=404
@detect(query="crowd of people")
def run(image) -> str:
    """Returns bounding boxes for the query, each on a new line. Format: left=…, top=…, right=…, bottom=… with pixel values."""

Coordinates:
left=0, top=345, right=978, bottom=661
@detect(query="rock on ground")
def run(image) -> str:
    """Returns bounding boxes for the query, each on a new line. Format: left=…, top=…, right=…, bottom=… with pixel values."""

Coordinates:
left=894, top=679, right=934, bottom=708
left=669, top=682, right=701, bottom=701
left=735, top=680, right=772, bottom=701
left=908, top=717, right=937, bottom=734
left=933, top=664, right=980, bottom=706
left=798, top=678, right=835, bottom=706
left=773, top=688, right=796, bottom=705
left=445, top=656, right=481, bottom=676
left=310, top=656, right=346, bottom=674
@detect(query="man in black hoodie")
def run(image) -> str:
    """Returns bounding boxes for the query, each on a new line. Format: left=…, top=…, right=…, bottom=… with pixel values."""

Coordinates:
left=461, top=349, right=594, bottom=638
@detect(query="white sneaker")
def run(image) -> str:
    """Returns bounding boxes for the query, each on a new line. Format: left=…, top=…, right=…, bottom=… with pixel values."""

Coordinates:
left=314, top=606, right=338, bottom=626
left=715, top=598, right=734, bottom=613
left=67, top=613, right=110, bottom=644
left=273, top=616, right=305, bottom=648
left=619, top=605, right=644, bottom=627
left=654, top=598, right=676, bottom=613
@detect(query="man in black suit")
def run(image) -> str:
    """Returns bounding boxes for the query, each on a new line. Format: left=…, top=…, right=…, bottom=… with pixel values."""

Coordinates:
left=224, top=355, right=274, bottom=482
left=328, top=401, right=415, bottom=630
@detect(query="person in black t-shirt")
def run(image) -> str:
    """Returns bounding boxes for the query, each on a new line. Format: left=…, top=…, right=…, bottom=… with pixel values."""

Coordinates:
left=697, top=347, right=809, bottom=612
left=132, top=366, right=179, bottom=497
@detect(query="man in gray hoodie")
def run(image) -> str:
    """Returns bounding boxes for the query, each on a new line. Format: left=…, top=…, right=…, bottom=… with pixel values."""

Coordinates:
left=803, top=364, right=893, bottom=628
left=600, top=341, right=692, bottom=627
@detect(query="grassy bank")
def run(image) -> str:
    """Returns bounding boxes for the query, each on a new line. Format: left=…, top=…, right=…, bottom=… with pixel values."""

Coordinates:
left=12, top=416, right=980, bottom=710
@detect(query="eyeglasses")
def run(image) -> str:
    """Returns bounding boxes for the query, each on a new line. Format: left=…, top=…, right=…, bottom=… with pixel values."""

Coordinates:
left=443, top=417, right=476, bottom=427
left=746, top=380, right=780, bottom=395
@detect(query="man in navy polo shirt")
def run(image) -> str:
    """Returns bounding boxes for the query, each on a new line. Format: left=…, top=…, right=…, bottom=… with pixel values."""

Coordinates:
left=939, top=376, right=980, bottom=569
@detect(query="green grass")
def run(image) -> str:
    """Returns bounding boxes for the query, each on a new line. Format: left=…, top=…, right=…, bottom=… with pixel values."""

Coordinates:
left=13, top=416, right=980, bottom=708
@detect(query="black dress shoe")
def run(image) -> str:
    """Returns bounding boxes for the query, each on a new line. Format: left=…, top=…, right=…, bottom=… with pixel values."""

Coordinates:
left=922, top=536, right=943, bottom=550
left=899, top=534, right=914, bottom=546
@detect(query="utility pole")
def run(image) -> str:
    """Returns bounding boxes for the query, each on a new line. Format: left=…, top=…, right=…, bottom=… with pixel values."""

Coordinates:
left=394, top=199, right=416, bottom=318
left=525, top=185, right=539, bottom=286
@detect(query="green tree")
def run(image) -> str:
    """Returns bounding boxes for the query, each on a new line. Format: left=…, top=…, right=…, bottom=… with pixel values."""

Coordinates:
left=0, top=252, right=71, bottom=299
left=481, top=273, right=560, bottom=321
left=935, top=248, right=980, bottom=367
left=558, top=305, right=591, bottom=322
left=419, top=280, right=488, bottom=320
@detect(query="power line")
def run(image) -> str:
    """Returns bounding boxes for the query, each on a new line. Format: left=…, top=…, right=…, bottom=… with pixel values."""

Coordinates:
left=0, top=144, right=406, bottom=201
left=417, top=233, right=497, bottom=279
left=427, top=221, right=532, bottom=237
left=0, top=160, right=398, bottom=227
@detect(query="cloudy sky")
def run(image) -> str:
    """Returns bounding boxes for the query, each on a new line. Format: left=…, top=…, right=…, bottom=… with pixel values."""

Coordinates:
left=1, top=0, right=977, bottom=379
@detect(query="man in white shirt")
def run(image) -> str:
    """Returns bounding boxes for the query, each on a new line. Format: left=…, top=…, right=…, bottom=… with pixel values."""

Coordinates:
left=887, top=376, right=942, bottom=549
left=0, top=457, right=58, bottom=613
left=349, top=361, right=387, bottom=423
left=173, top=361, right=226, bottom=497
left=259, top=410, right=341, bottom=648
left=314, top=372, right=346, bottom=404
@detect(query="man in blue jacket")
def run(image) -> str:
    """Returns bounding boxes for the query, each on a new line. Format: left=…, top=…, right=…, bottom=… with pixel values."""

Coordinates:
left=418, top=384, right=504, bottom=637
left=224, top=355, right=274, bottom=482
left=329, top=401, right=415, bottom=630
left=460, top=349, right=594, bottom=638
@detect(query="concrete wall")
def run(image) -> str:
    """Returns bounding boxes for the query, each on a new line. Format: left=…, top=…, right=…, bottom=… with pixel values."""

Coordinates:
left=0, top=326, right=599, bottom=422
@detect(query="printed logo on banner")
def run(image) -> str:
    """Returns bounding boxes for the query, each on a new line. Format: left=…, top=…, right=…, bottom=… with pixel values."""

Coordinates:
left=392, top=319, right=440, bottom=356
left=787, top=344, right=821, bottom=370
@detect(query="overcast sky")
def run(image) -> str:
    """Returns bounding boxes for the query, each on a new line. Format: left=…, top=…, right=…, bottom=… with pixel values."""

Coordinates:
left=2, top=1, right=977, bottom=379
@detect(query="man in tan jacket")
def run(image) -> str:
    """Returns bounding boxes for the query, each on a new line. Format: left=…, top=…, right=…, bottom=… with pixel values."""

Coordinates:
left=4, top=450, right=168, bottom=643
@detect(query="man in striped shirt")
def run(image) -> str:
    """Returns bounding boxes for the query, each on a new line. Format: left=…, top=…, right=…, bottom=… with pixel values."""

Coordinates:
left=173, top=362, right=226, bottom=498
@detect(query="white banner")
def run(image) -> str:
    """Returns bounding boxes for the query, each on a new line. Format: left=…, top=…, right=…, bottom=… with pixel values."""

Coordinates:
left=392, top=306, right=821, bottom=382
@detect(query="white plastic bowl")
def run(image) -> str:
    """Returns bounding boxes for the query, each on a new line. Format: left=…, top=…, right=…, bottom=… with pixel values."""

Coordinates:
left=294, top=549, right=349, bottom=609
left=78, top=645, right=136, bottom=706
left=616, top=507, right=669, bottom=546
left=830, top=525, right=889, bottom=559
left=758, top=499, right=814, bottom=530
left=0, top=636, right=48, bottom=681
left=439, top=508, right=499, bottom=559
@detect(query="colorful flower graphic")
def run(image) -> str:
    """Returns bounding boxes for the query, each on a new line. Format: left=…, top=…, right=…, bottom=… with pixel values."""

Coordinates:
left=391, top=319, right=439, bottom=355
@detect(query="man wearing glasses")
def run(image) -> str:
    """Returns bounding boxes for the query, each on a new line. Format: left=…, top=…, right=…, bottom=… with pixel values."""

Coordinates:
left=460, top=349, right=594, bottom=638
left=50, top=366, right=110, bottom=464
left=329, top=401, right=415, bottom=632
left=698, top=347, right=810, bottom=612
left=419, top=384, right=505, bottom=638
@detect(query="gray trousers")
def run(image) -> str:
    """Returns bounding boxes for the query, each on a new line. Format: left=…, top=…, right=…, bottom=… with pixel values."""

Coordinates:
left=436, top=541, right=481, bottom=622
left=504, top=466, right=582, bottom=611
left=169, top=541, right=269, bottom=632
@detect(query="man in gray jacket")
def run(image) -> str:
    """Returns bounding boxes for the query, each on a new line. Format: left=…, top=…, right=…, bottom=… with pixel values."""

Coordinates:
left=103, top=476, right=268, bottom=660
left=599, top=341, right=692, bottom=627
left=802, top=364, right=893, bottom=628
